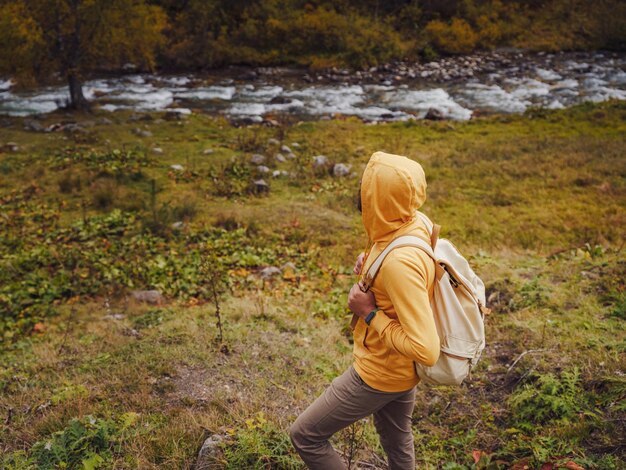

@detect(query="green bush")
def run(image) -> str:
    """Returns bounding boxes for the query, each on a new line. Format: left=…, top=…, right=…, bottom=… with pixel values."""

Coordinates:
left=223, top=413, right=303, bottom=470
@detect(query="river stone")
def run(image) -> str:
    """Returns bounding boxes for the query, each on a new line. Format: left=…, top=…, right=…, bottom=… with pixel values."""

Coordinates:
left=333, top=163, right=352, bottom=177
left=312, top=155, right=329, bottom=168
left=195, top=434, right=226, bottom=470
left=103, top=313, right=126, bottom=321
left=131, top=290, right=163, bottom=305
left=253, top=179, right=270, bottom=194
left=251, top=154, right=265, bottom=164
left=425, top=108, right=445, bottom=121
left=133, top=128, right=153, bottom=138
left=270, top=96, right=291, bottom=104
left=240, top=70, right=258, bottom=81
left=97, top=117, right=114, bottom=125
left=129, top=113, right=153, bottom=122
left=24, top=119, right=45, bottom=132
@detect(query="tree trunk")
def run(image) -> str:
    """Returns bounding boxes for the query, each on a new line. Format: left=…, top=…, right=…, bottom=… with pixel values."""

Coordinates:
left=67, top=72, right=89, bottom=110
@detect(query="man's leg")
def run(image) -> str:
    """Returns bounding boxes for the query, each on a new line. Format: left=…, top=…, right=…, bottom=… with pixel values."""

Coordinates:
left=290, top=366, right=403, bottom=470
left=372, top=386, right=416, bottom=470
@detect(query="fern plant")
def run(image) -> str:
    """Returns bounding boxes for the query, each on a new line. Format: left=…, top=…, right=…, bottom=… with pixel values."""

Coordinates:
left=508, top=368, right=594, bottom=428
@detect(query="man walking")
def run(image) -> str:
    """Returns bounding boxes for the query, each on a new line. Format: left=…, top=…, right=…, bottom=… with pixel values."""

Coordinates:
left=290, top=151, right=441, bottom=469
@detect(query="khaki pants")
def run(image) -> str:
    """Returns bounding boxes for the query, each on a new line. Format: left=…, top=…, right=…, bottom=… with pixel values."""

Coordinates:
left=290, top=366, right=416, bottom=470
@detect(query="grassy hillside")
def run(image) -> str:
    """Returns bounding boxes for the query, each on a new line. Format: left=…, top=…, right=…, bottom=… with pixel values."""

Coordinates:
left=1, top=101, right=625, bottom=469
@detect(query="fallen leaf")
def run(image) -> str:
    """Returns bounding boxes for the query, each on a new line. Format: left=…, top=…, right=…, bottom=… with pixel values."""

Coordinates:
left=472, top=450, right=482, bottom=464
left=32, top=322, right=45, bottom=333
left=564, top=461, right=585, bottom=470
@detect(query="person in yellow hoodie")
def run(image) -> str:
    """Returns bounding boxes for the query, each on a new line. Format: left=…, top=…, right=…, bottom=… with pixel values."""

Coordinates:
left=290, top=151, right=440, bottom=470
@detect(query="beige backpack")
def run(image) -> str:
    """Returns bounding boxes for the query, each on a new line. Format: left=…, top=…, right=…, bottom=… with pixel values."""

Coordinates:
left=360, top=212, right=489, bottom=386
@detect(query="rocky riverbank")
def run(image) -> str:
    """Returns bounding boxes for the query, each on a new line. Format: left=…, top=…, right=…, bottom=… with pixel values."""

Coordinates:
left=1, top=49, right=625, bottom=124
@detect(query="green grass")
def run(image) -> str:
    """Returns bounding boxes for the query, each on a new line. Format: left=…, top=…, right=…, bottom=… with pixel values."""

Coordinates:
left=1, top=101, right=625, bottom=469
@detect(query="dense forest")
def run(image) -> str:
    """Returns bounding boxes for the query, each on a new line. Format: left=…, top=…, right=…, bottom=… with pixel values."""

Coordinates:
left=153, top=0, right=626, bottom=68
left=1, top=0, right=625, bottom=96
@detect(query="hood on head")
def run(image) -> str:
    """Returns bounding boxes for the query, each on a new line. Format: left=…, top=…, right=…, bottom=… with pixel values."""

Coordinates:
left=361, top=151, right=427, bottom=242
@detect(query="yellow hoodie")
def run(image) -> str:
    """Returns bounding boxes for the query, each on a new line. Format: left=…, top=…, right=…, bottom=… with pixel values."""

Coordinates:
left=353, top=151, right=440, bottom=392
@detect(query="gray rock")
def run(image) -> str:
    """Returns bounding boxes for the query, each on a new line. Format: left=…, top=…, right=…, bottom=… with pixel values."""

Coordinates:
left=291, top=142, right=300, bottom=148
left=24, top=119, right=45, bottom=132
left=274, top=153, right=286, bottom=163
left=251, top=154, right=265, bottom=165
left=203, top=148, right=214, bottom=155
left=133, top=128, right=153, bottom=138
left=424, top=108, right=445, bottom=121
left=195, top=434, right=227, bottom=470
left=129, top=113, right=153, bottom=122
left=267, top=138, right=280, bottom=146
left=257, top=165, right=270, bottom=174
left=152, top=147, right=164, bottom=154
left=97, top=117, right=114, bottom=125
left=103, top=313, right=126, bottom=320
left=170, top=164, right=185, bottom=171
left=272, top=170, right=288, bottom=178
left=131, top=290, right=164, bottom=305
left=280, top=145, right=292, bottom=154
left=269, top=96, right=291, bottom=104
left=164, top=111, right=186, bottom=121
left=51, top=123, right=86, bottom=134
left=253, top=179, right=270, bottom=194
left=312, top=155, right=329, bottom=168
left=171, top=221, right=184, bottom=230
left=259, top=266, right=282, bottom=280
left=333, top=163, right=352, bottom=177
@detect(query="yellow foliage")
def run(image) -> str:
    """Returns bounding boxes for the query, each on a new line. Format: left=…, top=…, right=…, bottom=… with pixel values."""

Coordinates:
left=0, top=1, right=44, bottom=85
left=0, top=0, right=167, bottom=84
left=425, top=18, right=478, bottom=54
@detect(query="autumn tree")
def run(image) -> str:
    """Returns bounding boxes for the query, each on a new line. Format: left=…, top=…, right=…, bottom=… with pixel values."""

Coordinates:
left=0, top=0, right=166, bottom=109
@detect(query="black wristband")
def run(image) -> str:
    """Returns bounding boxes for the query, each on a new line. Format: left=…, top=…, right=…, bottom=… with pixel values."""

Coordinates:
left=365, top=308, right=380, bottom=325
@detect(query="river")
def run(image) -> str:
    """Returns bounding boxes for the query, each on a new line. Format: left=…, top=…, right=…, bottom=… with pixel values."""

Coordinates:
left=1, top=50, right=625, bottom=122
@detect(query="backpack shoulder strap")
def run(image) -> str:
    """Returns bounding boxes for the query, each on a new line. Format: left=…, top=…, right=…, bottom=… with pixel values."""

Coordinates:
left=416, top=211, right=441, bottom=250
left=361, top=235, right=435, bottom=292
